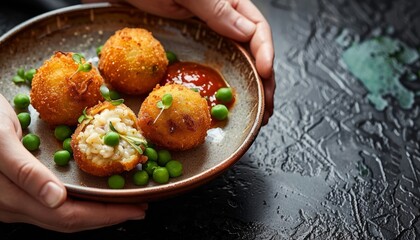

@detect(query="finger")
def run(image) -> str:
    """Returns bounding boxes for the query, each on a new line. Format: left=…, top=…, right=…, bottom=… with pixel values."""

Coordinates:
left=176, top=0, right=257, bottom=41
left=21, top=200, right=148, bottom=233
left=0, top=124, right=66, bottom=208
left=234, top=0, right=274, bottom=79
left=83, top=0, right=193, bottom=18
left=0, top=94, right=22, bottom=138
left=249, top=24, right=274, bottom=79
left=0, top=172, right=51, bottom=223
left=125, top=0, right=193, bottom=19
left=261, top=71, right=276, bottom=125
left=41, top=200, right=148, bottom=232
left=0, top=173, right=147, bottom=232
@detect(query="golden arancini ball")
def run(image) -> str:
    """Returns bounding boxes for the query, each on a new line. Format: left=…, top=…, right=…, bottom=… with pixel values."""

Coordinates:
left=138, top=84, right=211, bottom=151
left=71, top=101, right=148, bottom=177
left=30, top=51, right=104, bottom=126
left=98, top=27, right=168, bottom=95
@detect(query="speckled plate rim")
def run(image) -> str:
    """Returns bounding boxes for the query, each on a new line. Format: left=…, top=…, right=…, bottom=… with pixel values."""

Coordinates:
left=0, top=3, right=265, bottom=202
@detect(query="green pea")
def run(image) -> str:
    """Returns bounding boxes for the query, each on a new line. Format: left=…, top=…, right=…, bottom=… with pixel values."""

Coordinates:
left=104, top=131, right=120, bottom=146
left=63, top=138, right=73, bottom=154
left=211, top=104, right=229, bottom=120
left=166, top=160, right=183, bottom=178
left=54, top=125, right=72, bottom=141
left=144, top=147, right=158, bottom=161
left=17, top=68, right=25, bottom=78
left=143, top=160, right=158, bottom=176
left=108, top=174, right=125, bottom=189
left=24, top=69, right=36, bottom=83
left=166, top=51, right=178, bottom=64
left=157, top=149, right=171, bottom=166
left=17, top=112, right=31, bottom=129
left=133, top=170, right=149, bottom=186
left=54, top=150, right=71, bottom=166
left=22, top=133, right=40, bottom=151
left=152, top=167, right=169, bottom=184
left=215, top=87, right=233, bottom=103
left=13, top=93, right=30, bottom=109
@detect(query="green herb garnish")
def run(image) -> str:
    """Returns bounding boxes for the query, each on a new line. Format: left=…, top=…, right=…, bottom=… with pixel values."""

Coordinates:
left=96, top=45, right=103, bottom=56
left=100, top=84, right=124, bottom=106
left=109, top=122, right=146, bottom=154
left=72, top=53, right=92, bottom=72
left=69, top=53, right=92, bottom=79
left=78, top=107, right=93, bottom=124
left=153, top=93, right=173, bottom=124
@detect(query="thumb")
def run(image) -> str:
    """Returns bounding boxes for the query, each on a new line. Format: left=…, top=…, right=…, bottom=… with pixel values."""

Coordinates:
left=176, top=0, right=256, bottom=41
left=0, top=125, right=67, bottom=208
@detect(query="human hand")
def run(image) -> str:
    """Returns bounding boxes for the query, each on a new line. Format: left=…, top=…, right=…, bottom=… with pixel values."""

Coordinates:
left=0, top=94, right=147, bottom=232
left=83, top=0, right=275, bottom=125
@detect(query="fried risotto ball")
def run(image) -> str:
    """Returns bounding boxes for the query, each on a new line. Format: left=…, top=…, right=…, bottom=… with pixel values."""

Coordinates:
left=30, top=51, right=104, bottom=126
left=98, top=27, right=168, bottom=95
left=138, top=83, right=211, bottom=151
left=71, top=101, right=148, bottom=177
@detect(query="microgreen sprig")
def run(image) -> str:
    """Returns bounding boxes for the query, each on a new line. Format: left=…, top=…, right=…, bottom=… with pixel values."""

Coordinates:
left=78, top=107, right=93, bottom=124
left=12, top=67, right=36, bottom=85
left=96, top=45, right=103, bottom=57
left=109, top=122, right=146, bottom=154
left=100, top=85, right=124, bottom=106
left=73, top=53, right=92, bottom=72
left=69, top=53, right=92, bottom=79
left=153, top=93, right=173, bottom=124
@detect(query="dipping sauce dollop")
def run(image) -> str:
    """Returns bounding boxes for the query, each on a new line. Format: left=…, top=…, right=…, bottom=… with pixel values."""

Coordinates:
left=162, top=61, right=235, bottom=109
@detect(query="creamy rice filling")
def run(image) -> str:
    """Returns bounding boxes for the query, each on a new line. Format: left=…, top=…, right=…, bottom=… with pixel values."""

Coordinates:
left=77, top=106, right=144, bottom=165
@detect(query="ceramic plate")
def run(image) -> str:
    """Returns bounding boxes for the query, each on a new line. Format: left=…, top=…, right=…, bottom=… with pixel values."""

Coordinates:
left=0, top=3, right=264, bottom=202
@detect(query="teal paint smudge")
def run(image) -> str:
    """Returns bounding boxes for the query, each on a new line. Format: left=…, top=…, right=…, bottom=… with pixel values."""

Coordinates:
left=342, top=36, right=419, bottom=111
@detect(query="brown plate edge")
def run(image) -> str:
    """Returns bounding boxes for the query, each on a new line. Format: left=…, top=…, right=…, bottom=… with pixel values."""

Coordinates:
left=0, top=2, right=265, bottom=203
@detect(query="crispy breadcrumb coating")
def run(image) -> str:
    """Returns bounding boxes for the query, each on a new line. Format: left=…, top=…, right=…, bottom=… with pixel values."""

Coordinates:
left=30, top=51, right=104, bottom=126
left=98, top=28, right=168, bottom=95
left=138, top=84, right=211, bottom=151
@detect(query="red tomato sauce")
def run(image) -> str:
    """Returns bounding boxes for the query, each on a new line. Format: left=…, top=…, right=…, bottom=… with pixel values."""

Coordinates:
left=161, top=61, right=235, bottom=109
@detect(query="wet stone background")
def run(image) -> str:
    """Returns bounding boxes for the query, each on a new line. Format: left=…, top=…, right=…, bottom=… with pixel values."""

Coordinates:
left=1, top=0, right=420, bottom=239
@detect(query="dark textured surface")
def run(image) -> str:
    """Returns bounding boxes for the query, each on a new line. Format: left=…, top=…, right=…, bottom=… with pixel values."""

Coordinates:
left=1, top=0, right=420, bottom=239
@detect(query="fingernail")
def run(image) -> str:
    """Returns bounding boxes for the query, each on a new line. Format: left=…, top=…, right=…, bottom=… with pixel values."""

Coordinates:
left=40, top=181, right=65, bottom=208
left=235, top=17, right=256, bottom=37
